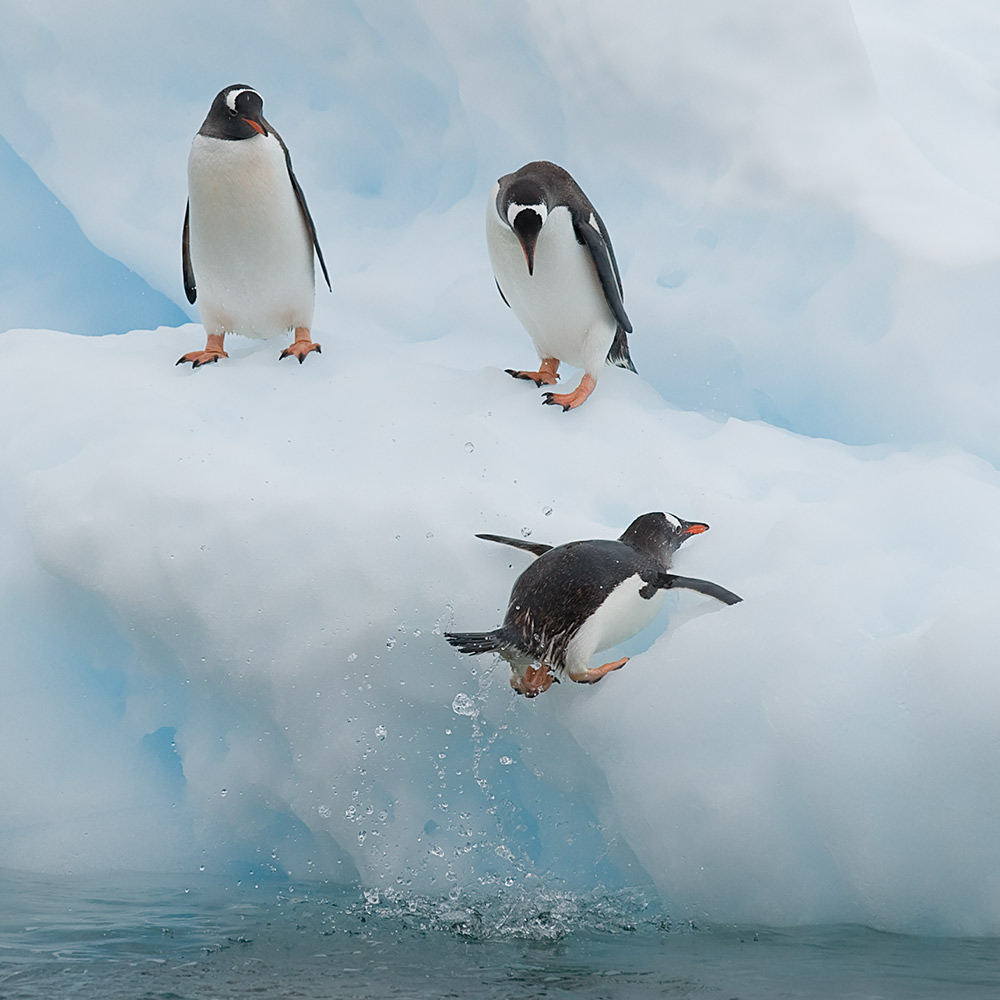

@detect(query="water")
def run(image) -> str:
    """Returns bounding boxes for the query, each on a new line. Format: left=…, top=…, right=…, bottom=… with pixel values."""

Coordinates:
left=2, top=870, right=999, bottom=999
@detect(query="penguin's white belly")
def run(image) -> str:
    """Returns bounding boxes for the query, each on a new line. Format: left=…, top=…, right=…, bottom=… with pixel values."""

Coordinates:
left=188, top=133, right=314, bottom=339
left=487, top=202, right=616, bottom=377
left=562, top=575, right=666, bottom=674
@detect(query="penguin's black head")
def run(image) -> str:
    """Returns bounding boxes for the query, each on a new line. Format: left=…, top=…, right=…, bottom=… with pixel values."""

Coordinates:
left=619, top=512, right=709, bottom=566
left=498, top=177, right=549, bottom=276
left=199, top=85, right=270, bottom=141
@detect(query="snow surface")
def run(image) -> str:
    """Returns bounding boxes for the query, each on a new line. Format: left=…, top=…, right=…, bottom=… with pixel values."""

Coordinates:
left=3, top=0, right=1000, bottom=936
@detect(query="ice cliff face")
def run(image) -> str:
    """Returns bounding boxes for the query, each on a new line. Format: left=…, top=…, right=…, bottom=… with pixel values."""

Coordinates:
left=3, top=0, right=1000, bottom=935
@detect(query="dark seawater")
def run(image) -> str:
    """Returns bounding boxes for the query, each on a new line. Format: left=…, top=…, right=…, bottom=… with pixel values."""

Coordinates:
left=2, top=870, right=1000, bottom=999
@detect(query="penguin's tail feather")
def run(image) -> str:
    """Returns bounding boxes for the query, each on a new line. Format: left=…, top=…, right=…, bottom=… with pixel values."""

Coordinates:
left=607, top=324, right=637, bottom=373
left=444, top=629, right=507, bottom=655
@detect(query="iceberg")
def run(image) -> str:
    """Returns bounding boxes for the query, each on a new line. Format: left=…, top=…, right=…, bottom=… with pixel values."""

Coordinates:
left=3, top=0, right=1000, bottom=937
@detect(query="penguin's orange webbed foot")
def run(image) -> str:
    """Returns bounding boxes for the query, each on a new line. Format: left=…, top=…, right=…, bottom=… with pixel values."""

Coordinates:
left=279, top=341, right=321, bottom=364
left=506, top=368, right=559, bottom=387
left=570, top=656, right=628, bottom=685
left=510, top=663, right=556, bottom=698
left=176, top=349, right=229, bottom=368
left=506, top=357, right=560, bottom=387
left=542, top=373, right=596, bottom=411
left=280, top=327, right=321, bottom=364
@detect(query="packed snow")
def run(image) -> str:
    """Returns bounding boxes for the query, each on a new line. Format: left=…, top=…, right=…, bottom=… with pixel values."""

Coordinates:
left=3, top=0, right=1000, bottom=936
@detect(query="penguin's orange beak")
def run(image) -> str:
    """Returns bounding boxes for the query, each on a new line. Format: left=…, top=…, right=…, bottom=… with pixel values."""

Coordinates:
left=243, top=118, right=266, bottom=136
left=519, top=238, right=536, bottom=276
left=683, top=522, right=709, bottom=535
left=511, top=210, right=543, bottom=277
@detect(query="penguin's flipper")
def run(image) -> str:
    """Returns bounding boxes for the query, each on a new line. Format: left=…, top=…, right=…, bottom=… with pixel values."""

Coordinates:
left=182, top=201, right=196, bottom=305
left=495, top=278, right=511, bottom=308
left=607, top=323, right=637, bottom=373
left=652, top=573, right=743, bottom=606
left=279, top=138, right=332, bottom=293
left=571, top=209, right=631, bottom=334
left=475, top=533, right=553, bottom=558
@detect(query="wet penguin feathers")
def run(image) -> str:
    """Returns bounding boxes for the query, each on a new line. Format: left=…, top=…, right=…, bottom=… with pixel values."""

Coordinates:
left=445, top=513, right=741, bottom=695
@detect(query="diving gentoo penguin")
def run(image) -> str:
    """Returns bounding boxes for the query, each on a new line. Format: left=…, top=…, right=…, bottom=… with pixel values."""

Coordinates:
left=178, top=85, right=331, bottom=367
left=445, top=513, right=741, bottom=697
left=486, top=160, right=635, bottom=410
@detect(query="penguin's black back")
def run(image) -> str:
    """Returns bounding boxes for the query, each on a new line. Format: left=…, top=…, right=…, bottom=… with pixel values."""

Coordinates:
left=502, top=539, right=656, bottom=666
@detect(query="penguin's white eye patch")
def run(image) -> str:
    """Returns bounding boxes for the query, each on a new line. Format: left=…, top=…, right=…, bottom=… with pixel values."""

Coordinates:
left=663, top=513, right=681, bottom=530
left=225, top=88, right=257, bottom=113
left=507, top=201, right=547, bottom=229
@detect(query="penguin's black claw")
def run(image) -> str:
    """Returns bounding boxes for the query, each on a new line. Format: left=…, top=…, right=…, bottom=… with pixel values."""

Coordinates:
left=506, top=367, right=559, bottom=388
left=279, top=340, right=321, bottom=363
left=540, top=375, right=596, bottom=411
left=177, top=349, right=226, bottom=367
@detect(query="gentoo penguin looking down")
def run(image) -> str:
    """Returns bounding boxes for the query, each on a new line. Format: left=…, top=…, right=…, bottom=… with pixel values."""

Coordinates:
left=178, top=85, right=331, bottom=367
left=486, top=160, right=636, bottom=410
left=445, top=513, right=741, bottom=698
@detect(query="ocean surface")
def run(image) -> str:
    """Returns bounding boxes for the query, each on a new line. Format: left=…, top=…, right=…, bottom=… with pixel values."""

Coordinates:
left=2, top=871, right=999, bottom=999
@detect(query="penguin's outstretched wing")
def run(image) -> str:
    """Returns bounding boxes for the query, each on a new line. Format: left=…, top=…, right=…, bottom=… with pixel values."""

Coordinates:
left=646, top=572, right=742, bottom=606
left=273, top=129, right=332, bottom=293
left=475, top=533, right=553, bottom=558
left=182, top=201, right=196, bottom=304
left=571, top=208, right=631, bottom=334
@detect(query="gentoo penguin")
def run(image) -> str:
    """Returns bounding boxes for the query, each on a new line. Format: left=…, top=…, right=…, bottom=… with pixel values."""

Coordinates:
left=486, top=160, right=635, bottom=410
left=445, top=513, right=741, bottom=698
left=178, top=85, right=331, bottom=367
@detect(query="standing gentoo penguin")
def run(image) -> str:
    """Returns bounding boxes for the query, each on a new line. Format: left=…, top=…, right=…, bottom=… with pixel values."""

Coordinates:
left=486, top=160, right=636, bottom=410
left=445, top=513, right=741, bottom=698
left=178, top=85, right=331, bottom=367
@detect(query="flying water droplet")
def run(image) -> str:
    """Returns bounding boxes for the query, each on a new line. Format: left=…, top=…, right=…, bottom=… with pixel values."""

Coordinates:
left=452, top=692, right=478, bottom=717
